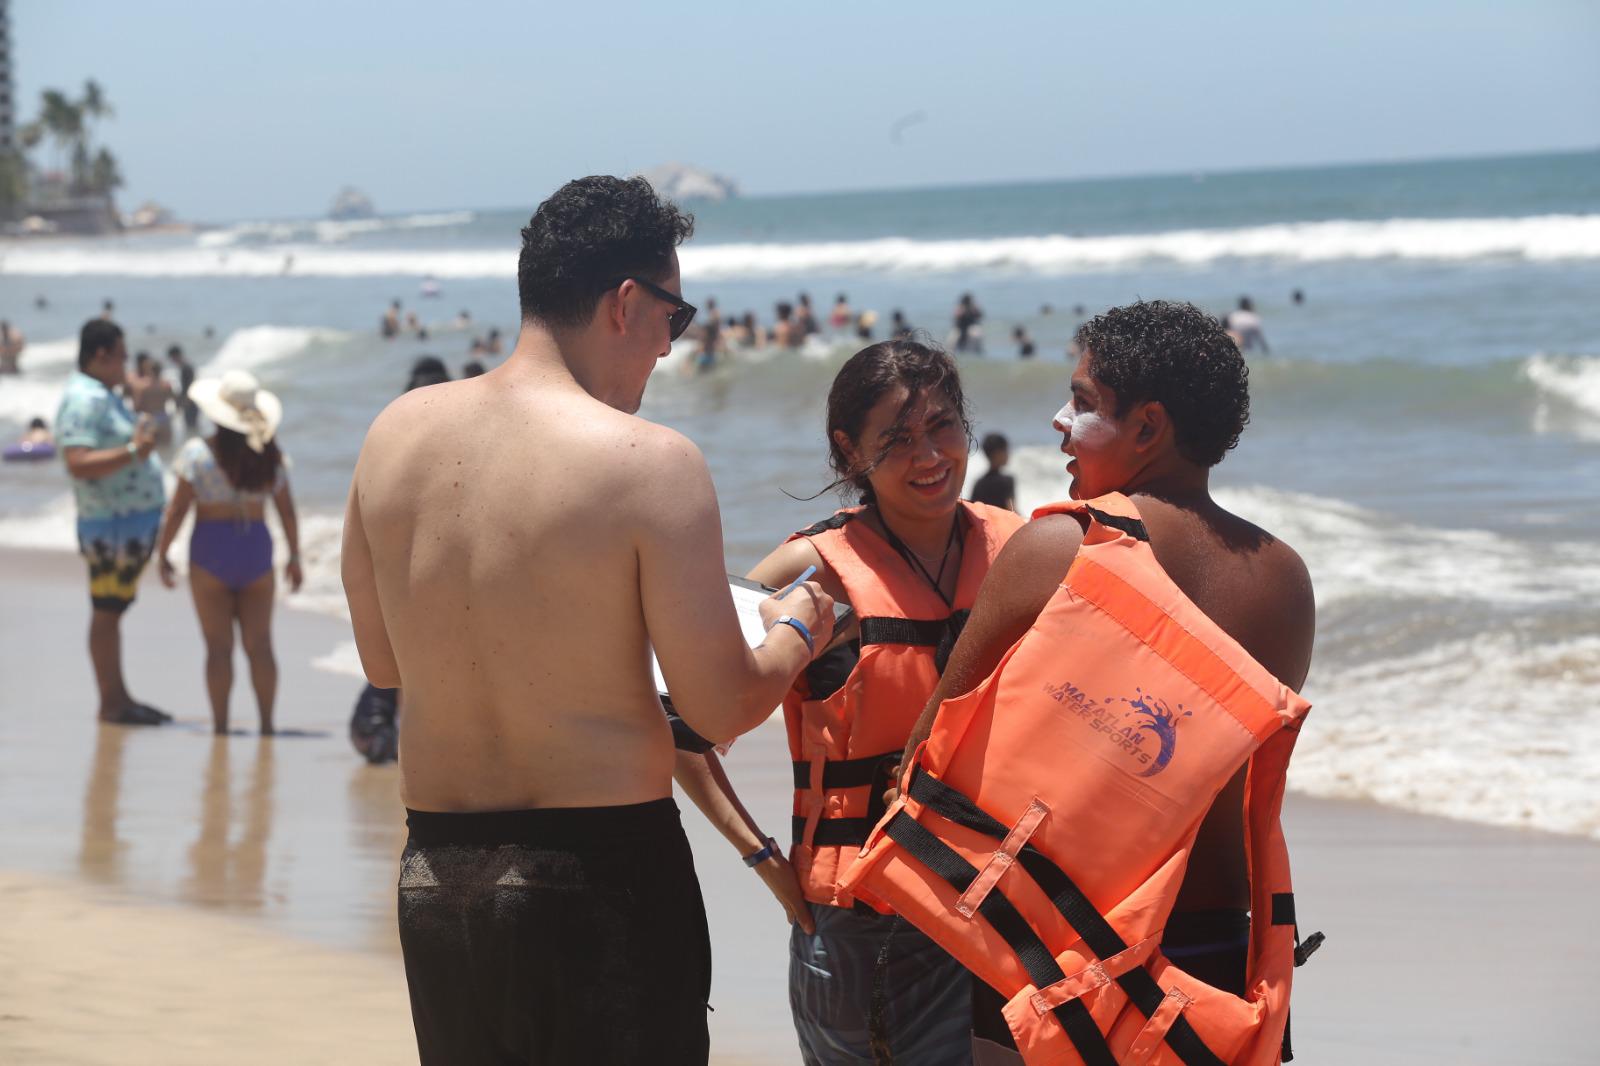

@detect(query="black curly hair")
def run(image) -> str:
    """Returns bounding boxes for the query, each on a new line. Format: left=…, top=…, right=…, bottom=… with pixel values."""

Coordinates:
left=517, top=176, right=695, bottom=330
left=1075, top=300, right=1250, bottom=467
left=824, top=337, right=972, bottom=502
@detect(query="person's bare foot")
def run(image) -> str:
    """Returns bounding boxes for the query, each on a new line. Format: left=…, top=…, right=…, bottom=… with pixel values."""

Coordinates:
left=101, top=704, right=168, bottom=726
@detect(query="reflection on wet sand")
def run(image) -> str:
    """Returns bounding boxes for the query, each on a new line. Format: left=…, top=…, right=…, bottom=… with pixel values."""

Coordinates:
left=78, top=724, right=129, bottom=884
left=348, top=756, right=406, bottom=872
left=186, top=737, right=275, bottom=908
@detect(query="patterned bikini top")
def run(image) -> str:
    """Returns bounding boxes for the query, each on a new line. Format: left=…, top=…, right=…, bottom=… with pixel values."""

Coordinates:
left=173, top=436, right=289, bottom=506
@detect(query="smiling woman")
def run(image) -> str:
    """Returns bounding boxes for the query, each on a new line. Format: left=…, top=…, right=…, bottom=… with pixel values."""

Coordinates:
left=669, top=339, right=1027, bottom=1064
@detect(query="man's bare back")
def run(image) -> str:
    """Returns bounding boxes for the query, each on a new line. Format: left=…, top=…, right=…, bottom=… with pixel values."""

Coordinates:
left=343, top=283, right=831, bottom=816
left=347, top=370, right=682, bottom=811
left=346, top=175, right=837, bottom=1065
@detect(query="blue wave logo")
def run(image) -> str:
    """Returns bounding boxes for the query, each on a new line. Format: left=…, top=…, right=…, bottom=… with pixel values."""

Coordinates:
left=1117, top=689, right=1191, bottom=777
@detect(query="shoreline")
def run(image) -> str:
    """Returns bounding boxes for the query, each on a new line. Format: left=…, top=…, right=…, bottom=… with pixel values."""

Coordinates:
left=3, top=544, right=1598, bottom=1063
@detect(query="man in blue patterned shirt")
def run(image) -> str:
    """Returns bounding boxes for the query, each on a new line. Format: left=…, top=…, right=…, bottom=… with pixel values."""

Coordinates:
left=56, top=319, right=172, bottom=726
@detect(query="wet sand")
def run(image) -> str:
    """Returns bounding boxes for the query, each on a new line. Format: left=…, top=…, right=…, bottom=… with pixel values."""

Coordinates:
left=2, top=545, right=1596, bottom=1064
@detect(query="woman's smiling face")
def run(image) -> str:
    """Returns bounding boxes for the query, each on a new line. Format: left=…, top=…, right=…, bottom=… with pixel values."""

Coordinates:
left=845, top=385, right=970, bottom=519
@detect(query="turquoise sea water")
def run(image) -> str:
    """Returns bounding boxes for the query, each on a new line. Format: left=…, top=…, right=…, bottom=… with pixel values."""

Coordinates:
left=2, top=148, right=1598, bottom=839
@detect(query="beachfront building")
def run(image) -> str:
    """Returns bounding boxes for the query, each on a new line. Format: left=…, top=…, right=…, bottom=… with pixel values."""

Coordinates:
left=0, top=0, right=13, bottom=153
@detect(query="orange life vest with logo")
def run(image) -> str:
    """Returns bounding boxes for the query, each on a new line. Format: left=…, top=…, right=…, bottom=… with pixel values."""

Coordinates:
left=840, top=494, right=1313, bottom=1064
left=784, top=500, right=1024, bottom=909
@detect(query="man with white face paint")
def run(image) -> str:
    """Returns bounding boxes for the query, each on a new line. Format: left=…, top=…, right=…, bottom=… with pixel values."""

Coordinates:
left=894, top=299, right=1317, bottom=1060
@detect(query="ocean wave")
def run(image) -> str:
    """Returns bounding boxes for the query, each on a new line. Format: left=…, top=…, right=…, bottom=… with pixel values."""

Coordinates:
left=5, top=213, right=1598, bottom=279
left=1006, top=465, right=1600, bottom=836
left=1010, top=454, right=1600, bottom=608
left=196, top=211, right=475, bottom=249
left=201, top=326, right=345, bottom=375
left=1524, top=353, right=1600, bottom=419
left=1291, top=630, right=1600, bottom=839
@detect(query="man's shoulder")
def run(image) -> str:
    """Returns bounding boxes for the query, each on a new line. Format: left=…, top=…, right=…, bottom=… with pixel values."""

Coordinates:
left=60, top=373, right=107, bottom=406
left=56, top=375, right=111, bottom=434
left=1207, top=506, right=1314, bottom=618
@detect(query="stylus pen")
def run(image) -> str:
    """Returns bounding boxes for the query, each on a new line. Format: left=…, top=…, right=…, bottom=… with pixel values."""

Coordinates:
left=776, top=565, right=817, bottom=599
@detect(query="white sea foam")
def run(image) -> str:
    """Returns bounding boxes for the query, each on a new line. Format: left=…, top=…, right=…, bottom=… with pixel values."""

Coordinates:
left=1524, top=353, right=1600, bottom=419
left=200, top=325, right=342, bottom=375
left=1010, top=448, right=1600, bottom=608
left=1291, top=631, right=1600, bottom=839
left=5, top=213, right=1599, bottom=279
left=1004, top=449, right=1600, bottom=837
left=311, top=640, right=369, bottom=680
left=196, top=211, right=475, bottom=249
left=0, top=493, right=79, bottom=549
left=284, top=509, right=351, bottom=621
left=0, top=337, right=82, bottom=425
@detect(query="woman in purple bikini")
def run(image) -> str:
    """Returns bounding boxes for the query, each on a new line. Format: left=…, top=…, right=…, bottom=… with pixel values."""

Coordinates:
left=155, top=369, right=302, bottom=734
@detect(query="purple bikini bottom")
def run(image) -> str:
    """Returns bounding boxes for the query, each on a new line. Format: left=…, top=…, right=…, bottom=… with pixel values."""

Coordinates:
left=190, top=519, right=273, bottom=592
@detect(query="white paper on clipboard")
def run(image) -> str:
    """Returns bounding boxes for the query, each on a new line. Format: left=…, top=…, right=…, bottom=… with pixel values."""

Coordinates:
left=650, top=576, right=781, bottom=755
left=652, top=574, right=851, bottom=756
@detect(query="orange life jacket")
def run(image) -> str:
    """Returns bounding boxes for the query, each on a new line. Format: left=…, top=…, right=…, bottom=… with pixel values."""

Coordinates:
left=784, top=500, right=1024, bottom=909
left=840, top=494, right=1313, bottom=1064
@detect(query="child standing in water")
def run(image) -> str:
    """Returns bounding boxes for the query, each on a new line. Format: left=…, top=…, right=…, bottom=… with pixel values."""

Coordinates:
left=968, top=432, right=1016, bottom=512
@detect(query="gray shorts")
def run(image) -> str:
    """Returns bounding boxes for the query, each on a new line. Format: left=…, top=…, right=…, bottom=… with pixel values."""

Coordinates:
left=789, top=902, right=972, bottom=1065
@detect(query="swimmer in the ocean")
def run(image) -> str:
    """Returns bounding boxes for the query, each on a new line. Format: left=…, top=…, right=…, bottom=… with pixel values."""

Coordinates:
left=1225, top=296, right=1270, bottom=353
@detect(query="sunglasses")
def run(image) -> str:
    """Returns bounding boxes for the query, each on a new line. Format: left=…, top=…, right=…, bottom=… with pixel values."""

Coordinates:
left=609, top=276, right=697, bottom=341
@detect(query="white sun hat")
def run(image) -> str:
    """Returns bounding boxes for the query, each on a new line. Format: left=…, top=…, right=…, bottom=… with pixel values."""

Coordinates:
left=188, top=369, right=283, bottom=453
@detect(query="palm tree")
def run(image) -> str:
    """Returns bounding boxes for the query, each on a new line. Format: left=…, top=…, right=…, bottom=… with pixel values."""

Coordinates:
left=81, top=80, right=114, bottom=123
left=39, top=90, right=83, bottom=174
left=90, top=148, right=123, bottom=196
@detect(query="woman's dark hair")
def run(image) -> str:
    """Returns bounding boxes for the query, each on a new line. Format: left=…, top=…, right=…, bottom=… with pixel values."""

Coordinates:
left=1074, top=299, right=1250, bottom=467
left=405, top=355, right=450, bottom=393
left=517, top=176, right=695, bottom=330
left=212, top=427, right=283, bottom=493
left=824, top=338, right=971, bottom=502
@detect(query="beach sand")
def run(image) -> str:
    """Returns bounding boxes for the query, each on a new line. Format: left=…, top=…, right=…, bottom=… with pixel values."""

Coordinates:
left=2, top=545, right=1595, bottom=1064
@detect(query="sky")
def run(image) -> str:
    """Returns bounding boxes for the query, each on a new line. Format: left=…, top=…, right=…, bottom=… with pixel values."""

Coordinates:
left=9, top=0, right=1599, bottom=221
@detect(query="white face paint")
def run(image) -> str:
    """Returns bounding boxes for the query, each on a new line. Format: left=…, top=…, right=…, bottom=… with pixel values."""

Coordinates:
left=1052, top=401, right=1116, bottom=448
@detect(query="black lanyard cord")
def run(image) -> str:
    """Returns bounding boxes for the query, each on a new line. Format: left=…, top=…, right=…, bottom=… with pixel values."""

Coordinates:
left=875, top=509, right=962, bottom=609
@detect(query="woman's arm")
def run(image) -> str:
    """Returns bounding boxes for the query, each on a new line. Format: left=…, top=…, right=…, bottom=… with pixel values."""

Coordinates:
left=273, top=479, right=302, bottom=592
left=673, top=749, right=815, bottom=933
left=155, top=479, right=196, bottom=588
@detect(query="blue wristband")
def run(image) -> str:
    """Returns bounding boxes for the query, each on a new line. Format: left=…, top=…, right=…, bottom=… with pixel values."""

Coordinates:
left=743, top=836, right=779, bottom=868
left=773, top=614, right=814, bottom=656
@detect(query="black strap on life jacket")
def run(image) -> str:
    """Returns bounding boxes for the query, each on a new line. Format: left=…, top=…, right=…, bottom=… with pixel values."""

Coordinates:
left=889, top=767, right=1228, bottom=1066
left=1083, top=505, right=1150, bottom=542
left=794, top=511, right=857, bottom=538
left=804, top=639, right=861, bottom=700
left=790, top=751, right=902, bottom=849
left=792, top=750, right=901, bottom=790
left=884, top=810, right=1119, bottom=1066
left=859, top=609, right=971, bottom=673
left=792, top=816, right=874, bottom=847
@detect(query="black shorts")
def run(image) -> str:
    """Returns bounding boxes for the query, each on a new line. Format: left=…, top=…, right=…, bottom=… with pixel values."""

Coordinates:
left=398, top=798, right=711, bottom=1065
